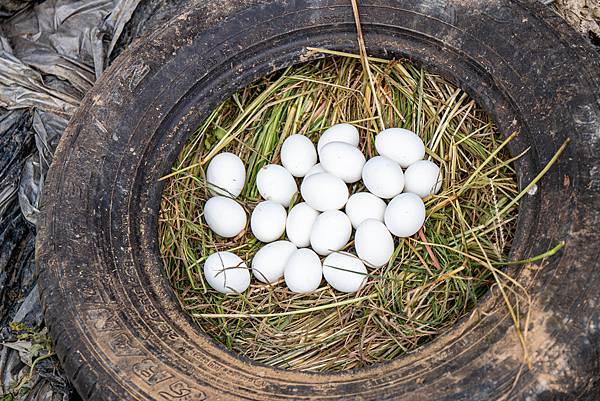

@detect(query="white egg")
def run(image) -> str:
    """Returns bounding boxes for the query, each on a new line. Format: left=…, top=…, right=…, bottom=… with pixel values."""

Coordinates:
left=323, top=252, right=367, bottom=293
left=300, top=172, right=349, bottom=211
left=319, top=142, right=366, bottom=183
left=384, top=193, right=426, bottom=237
left=355, top=219, right=395, bottom=267
left=256, top=164, right=298, bottom=207
left=309, top=210, right=352, bottom=256
left=305, top=163, right=325, bottom=178
left=286, top=202, right=320, bottom=247
left=403, top=160, right=442, bottom=198
left=317, top=123, right=360, bottom=153
left=251, top=201, right=287, bottom=242
left=361, top=156, right=405, bottom=199
left=203, top=196, right=246, bottom=238
left=284, top=248, right=323, bottom=293
left=251, top=240, right=297, bottom=283
left=375, top=128, right=425, bottom=168
left=204, top=251, right=250, bottom=294
left=206, top=152, right=246, bottom=198
left=280, top=134, right=318, bottom=177
left=345, top=192, right=387, bottom=229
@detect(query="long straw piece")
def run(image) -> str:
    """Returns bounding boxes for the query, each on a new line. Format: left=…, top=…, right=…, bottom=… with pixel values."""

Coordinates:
left=350, top=0, right=385, bottom=132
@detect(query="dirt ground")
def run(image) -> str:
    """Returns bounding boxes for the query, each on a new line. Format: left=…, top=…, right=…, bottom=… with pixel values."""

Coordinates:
left=554, top=0, right=600, bottom=41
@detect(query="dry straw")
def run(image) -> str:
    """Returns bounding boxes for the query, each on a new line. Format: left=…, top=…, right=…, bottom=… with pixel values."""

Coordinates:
left=159, top=49, right=564, bottom=371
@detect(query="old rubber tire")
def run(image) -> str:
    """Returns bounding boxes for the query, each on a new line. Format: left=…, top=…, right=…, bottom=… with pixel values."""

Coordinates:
left=37, top=1, right=600, bottom=400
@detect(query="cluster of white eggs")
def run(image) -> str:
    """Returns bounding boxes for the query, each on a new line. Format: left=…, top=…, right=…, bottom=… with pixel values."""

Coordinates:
left=202, top=124, right=442, bottom=295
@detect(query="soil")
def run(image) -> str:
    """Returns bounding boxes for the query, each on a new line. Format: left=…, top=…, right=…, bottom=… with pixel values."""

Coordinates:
left=554, top=0, right=600, bottom=42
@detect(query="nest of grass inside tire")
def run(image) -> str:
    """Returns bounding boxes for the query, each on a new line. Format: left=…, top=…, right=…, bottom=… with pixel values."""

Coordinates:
left=158, top=52, right=521, bottom=372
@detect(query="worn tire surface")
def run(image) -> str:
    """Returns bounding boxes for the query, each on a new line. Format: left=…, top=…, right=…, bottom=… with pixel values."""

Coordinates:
left=37, top=0, right=600, bottom=400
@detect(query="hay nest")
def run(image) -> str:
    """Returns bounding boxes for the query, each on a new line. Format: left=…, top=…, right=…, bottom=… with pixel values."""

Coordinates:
left=159, top=52, right=521, bottom=372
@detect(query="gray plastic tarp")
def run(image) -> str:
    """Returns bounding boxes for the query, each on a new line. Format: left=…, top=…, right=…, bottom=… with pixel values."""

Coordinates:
left=0, top=1, right=142, bottom=399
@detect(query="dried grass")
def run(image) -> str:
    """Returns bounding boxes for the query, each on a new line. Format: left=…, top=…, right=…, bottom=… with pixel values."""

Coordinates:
left=159, top=51, right=531, bottom=371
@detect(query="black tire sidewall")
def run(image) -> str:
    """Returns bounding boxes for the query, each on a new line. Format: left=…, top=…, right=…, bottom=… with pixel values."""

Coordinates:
left=37, top=1, right=600, bottom=400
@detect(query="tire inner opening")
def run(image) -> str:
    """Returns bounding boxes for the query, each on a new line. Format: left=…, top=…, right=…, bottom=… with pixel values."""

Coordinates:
left=158, top=55, right=519, bottom=372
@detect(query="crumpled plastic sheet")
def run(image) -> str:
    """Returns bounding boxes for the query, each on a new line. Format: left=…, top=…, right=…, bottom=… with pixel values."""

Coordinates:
left=0, top=2, right=33, bottom=19
left=0, top=0, right=147, bottom=114
left=18, top=110, right=67, bottom=226
left=0, top=110, right=36, bottom=332
left=0, top=1, right=143, bottom=399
